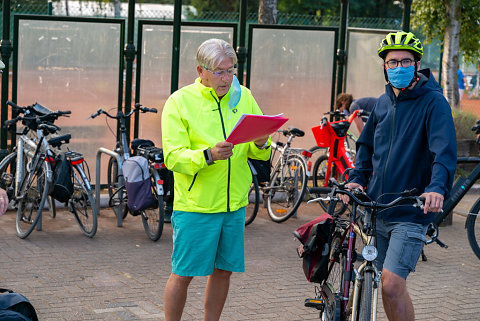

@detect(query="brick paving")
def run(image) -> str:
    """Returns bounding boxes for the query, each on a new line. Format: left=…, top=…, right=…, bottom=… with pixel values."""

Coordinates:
left=1, top=191, right=480, bottom=320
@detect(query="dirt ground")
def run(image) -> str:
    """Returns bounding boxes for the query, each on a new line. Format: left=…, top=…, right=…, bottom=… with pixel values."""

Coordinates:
left=461, top=94, right=480, bottom=118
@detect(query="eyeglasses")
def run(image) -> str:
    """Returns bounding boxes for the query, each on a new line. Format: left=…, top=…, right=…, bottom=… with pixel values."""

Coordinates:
left=385, top=58, right=415, bottom=69
left=202, top=65, right=237, bottom=78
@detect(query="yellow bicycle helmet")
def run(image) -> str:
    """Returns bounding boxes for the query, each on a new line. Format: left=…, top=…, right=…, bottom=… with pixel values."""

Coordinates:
left=377, top=31, right=423, bottom=60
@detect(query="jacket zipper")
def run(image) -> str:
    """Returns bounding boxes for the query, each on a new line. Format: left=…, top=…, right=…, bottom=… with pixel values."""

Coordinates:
left=211, top=92, right=231, bottom=212
left=188, top=173, right=198, bottom=191
left=382, top=98, right=397, bottom=201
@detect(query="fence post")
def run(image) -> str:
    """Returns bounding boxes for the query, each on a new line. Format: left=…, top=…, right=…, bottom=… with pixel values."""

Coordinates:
left=171, top=0, right=182, bottom=93
left=237, top=0, right=247, bottom=86
left=334, top=0, right=349, bottom=111
left=0, top=0, right=12, bottom=161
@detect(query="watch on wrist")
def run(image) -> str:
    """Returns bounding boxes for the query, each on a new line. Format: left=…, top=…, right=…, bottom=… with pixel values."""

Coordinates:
left=203, top=148, right=214, bottom=165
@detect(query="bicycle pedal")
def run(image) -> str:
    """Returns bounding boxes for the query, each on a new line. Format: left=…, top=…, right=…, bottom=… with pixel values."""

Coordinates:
left=304, top=297, right=325, bottom=310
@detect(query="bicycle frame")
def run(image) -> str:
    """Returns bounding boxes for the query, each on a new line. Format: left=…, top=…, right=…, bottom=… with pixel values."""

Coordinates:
left=311, top=110, right=360, bottom=185
left=328, top=203, right=379, bottom=321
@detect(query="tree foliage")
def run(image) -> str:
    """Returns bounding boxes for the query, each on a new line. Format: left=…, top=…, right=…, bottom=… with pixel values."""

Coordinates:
left=411, top=0, right=480, bottom=64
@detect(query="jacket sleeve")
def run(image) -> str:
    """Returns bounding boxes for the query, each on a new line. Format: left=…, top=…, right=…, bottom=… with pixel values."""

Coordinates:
left=161, top=96, right=208, bottom=175
left=424, top=97, right=457, bottom=196
left=348, top=108, right=376, bottom=187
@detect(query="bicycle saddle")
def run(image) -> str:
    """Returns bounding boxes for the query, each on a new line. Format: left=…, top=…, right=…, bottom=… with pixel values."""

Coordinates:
left=48, top=134, right=72, bottom=148
left=289, top=128, right=305, bottom=137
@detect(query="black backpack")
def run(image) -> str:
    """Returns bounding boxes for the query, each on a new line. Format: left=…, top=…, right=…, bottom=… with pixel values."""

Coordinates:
left=294, top=213, right=335, bottom=283
left=50, top=153, right=74, bottom=203
left=0, top=288, right=38, bottom=321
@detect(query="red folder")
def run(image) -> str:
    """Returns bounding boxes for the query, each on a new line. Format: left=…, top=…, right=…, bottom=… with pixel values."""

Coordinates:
left=226, top=113, right=289, bottom=145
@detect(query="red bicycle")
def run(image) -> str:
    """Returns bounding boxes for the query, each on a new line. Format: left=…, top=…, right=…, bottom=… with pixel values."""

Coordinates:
left=310, top=110, right=361, bottom=214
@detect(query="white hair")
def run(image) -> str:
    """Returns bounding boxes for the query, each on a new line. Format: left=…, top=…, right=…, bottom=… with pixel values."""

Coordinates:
left=196, top=38, right=237, bottom=70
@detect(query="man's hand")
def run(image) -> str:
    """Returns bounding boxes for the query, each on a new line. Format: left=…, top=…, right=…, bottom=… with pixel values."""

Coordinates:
left=338, top=182, right=363, bottom=205
left=210, top=141, right=234, bottom=161
left=420, top=191, right=444, bottom=214
left=0, top=188, right=8, bottom=216
left=254, top=135, right=269, bottom=148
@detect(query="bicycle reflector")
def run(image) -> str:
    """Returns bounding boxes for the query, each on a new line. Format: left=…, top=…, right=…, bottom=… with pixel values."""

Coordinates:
left=302, top=150, right=313, bottom=158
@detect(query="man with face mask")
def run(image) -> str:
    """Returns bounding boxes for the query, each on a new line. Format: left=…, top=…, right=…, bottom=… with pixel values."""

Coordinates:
left=340, top=31, right=457, bottom=321
left=161, top=38, right=271, bottom=321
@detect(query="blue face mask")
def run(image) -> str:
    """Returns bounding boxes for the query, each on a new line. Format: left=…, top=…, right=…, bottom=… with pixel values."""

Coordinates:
left=228, top=75, right=241, bottom=109
left=386, top=65, right=415, bottom=89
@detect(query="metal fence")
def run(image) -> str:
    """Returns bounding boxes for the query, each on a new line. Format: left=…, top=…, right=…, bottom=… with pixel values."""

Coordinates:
left=1, top=3, right=402, bottom=36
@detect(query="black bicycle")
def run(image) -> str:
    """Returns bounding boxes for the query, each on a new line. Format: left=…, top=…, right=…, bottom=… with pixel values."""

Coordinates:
left=305, top=182, right=424, bottom=321
left=424, top=119, right=480, bottom=259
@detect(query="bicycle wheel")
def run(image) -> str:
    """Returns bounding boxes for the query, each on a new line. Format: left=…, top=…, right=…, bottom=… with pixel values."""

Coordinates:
left=466, top=199, right=480, bottom=259
left=245, top=174, right=260, bottom=226
left=312, top=155, right=347, bottom=216
left=267, top=155, right=307, bottom=223
left=0, top=152, right=17, bottom=203
left=70, top=163, right=98, bottom=237
left=16, top=154, right=50, bottom=239
left=321, top=233, right=344, bottom=321
left=107, top=156, right=128, bottom=219
left=140, top=173, right=164, bottom=241
left=345, top=132, right=357, bottom=162
left=357, top=270, right=374, bottom=321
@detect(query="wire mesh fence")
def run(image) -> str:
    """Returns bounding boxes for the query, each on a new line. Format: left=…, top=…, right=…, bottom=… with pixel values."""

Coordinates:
left=0, top=2, right=402, bottom=29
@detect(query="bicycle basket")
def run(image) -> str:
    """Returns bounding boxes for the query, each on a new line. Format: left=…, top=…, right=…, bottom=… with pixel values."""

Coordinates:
left=311, top=125, right=331, bottom=148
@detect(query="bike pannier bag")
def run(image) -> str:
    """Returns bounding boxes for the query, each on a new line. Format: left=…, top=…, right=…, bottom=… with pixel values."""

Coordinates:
left=123, top=156, right=155, bottom=212
left=0, top=288, right=38, bottom=321
left=248, top=158, right=271, bottom=183
left=294, top=213, right=334, bottom=283
left=50, top=154, right=73, bottom=203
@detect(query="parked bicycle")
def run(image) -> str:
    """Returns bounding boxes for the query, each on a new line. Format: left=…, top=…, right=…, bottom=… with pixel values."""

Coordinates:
left=424, top=118, right=480, bottom=260
left=245, top=127, right=311, bottom=224
left=0, top=101, right=98, bottom=239
left=304, top=182, right=424, bottom=321
left=89, top=104, right=172, bottom=241
left=310, top=109, right=367, bottom=215
left=309, top=110, right=359, bottom=166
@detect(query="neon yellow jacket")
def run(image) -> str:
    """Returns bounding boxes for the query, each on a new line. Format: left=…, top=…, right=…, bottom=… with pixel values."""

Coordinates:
left=161, top=78, right=271, bottom=213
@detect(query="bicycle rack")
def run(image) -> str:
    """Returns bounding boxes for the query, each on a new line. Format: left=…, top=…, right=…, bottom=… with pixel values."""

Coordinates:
left=95, top=148, right=124, bottom=227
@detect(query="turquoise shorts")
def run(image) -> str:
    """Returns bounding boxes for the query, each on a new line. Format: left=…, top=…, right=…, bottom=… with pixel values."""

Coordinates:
left=170, top=208, right=245, bottom=276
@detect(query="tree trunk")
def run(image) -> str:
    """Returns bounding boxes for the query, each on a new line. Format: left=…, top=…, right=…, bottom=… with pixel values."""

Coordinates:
left=442, top=0, right=461, bottom=107
left=258, top=0, right=278, bottom=24
left=114, top=0, right=121, bottom=18
left=65, top=0, right=69, bottom=16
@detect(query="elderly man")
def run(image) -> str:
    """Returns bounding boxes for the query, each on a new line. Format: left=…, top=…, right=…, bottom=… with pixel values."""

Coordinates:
left=161, top=38, right=271, bottom=321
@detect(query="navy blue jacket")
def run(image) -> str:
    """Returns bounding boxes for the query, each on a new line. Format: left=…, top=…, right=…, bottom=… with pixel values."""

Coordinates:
left=349, top=69, right=457, bottom=224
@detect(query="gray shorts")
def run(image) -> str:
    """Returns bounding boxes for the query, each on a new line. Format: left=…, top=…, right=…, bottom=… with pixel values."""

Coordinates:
left=375, top=218, right=428, bottom=279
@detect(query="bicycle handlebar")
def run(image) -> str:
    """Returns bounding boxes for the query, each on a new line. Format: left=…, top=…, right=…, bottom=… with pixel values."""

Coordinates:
left=308, top=186, right=425, bottom=210
left=7, top=101, right=71, bottom=117
left=89, top=103, right=157, bottom=120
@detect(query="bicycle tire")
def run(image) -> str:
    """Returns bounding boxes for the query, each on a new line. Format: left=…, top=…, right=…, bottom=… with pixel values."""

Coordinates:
left=16, top=153, right=50, bottom=239
left=357, top=270, right=374, bottom=321
left=466, top=199, right=480, bottom=259
left=321, top=233, right=344, bottom=321
left=70, top=163, right=98, bottom=237
left=107, top=156, right=128, bottom=219
left=312, top=155, right=347, bottom=215
left=267, top=155, right=307, bottom=223
left=0, top=152, right=17, bottom=204
left=245, top=174, right=260, bottom=226
left=141, top=172, right=164, bottom=241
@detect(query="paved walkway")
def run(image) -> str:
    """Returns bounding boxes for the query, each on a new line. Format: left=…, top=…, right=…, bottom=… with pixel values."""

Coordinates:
left=1, top=191, right=480, bottom=320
